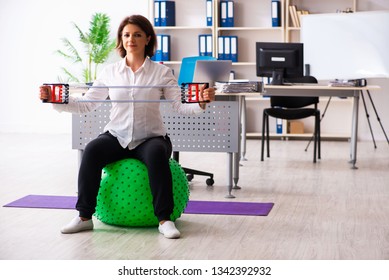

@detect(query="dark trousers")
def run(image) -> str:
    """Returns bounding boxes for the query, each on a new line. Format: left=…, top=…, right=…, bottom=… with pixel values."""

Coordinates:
left=76, top=132, right=173, bottom=222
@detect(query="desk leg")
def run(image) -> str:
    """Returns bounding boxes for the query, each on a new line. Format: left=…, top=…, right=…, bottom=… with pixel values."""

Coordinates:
left=78, top=149, right=84, bottom=167
left=232, top=97, right=243, bottom=190
left=233, top=151, right=241, bottom=190
left=226, top=152, right=235, bottom=198
left=350, top=91, right=360, bottom=169
left=240, top=96, right=247, bottom=161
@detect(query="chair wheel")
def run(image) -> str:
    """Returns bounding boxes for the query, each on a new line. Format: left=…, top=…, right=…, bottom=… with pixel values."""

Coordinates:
left=206, top=178, right=214, bottom=186
left=186, top=174, right=194, bottom=181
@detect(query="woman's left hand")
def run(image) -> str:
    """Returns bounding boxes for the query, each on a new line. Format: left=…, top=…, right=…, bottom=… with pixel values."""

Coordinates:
left=199, top=84, right=216, bottom=104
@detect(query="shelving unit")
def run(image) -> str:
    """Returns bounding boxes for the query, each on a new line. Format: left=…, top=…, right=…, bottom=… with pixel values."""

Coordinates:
left=149, top=0, right=215, bottom=76
left=214, top=0, right=284, bottom=80
left=148, top=0, right=359, bottom=140
left=149, top=0, right=284, bottom=80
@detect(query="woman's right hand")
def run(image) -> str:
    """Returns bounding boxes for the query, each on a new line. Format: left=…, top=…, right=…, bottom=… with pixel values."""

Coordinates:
left=39, top=85, right=51, bottom=102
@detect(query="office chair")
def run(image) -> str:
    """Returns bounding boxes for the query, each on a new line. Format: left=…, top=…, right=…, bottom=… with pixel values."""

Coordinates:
left=261, top=76, right=321, bottom=163
left=173, top=56, right=216, bottom=186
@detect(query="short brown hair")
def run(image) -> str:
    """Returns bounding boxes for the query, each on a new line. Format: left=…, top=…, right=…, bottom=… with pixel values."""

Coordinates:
left=116, top=15, right=157, bottom=58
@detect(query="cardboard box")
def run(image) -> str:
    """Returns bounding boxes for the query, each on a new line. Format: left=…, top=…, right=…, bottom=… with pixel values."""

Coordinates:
left=288, top=120, right=304, bottom=134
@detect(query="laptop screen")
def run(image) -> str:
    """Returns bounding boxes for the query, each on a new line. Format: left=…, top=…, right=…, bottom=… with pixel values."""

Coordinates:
left=192, top=60, right=232, bottom=86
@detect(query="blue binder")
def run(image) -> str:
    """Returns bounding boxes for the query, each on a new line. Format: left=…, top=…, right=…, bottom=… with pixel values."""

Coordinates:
left=220, top=1, right=228, bottom=27
left=154, top=1, right=161, bottom=26
left=160, top=1, right=176, bottom=26
left=199, top=35, right=207, bottom=56
left=271, top=0, right=281, bottom=27
left=152, top=34, right=163, bottom=61
left=206, top=0, right=213, bottom=26
left=276, top=118, right=282, bottom=134
left=218, top=36, right=225, bottom=60
left=227, top=0, right=234, bottom=27
left=206, top=34, right=213, bottom=56
left=224, top=36, right=231, bottom=60
left=161, top=35, right=171, bottom=61
left=230, top=36, right=238, bottom=62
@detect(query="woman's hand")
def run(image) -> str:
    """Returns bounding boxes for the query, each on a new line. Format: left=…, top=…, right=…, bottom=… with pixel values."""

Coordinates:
left=39, top=85, right=51, bottom=102
left=198, top=84, right=216, bottom=108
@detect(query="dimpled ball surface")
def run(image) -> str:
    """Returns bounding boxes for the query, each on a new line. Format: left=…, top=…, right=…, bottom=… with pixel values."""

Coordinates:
left=95, top=158, right=189, bottom=227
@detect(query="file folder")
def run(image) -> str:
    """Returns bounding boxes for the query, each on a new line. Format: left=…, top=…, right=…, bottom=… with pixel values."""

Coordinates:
left=271, top=0, right=281, bottom=27
left=152, top=34, right=163, bottom=61
left=206, top=34, right=213, bottom=56
left=154, top=1, right=161, bottom=26
left=224, top=36, right=231, bottom=60
left=218, top=36, right=224, bottom=60
left=220, top=1, right=228, bottom=27
left=160, top=1, right=176, bottom=26
left=276, top=118, right=283, bottom=134
left=206, top=0, right=213, bottom=27
left=227, top=0, right=234, bottom=27
left=199, top=35, right=207, bottom=56
left=230, top=36, right=238, bottom=62
left=162, top=35, right=170, bottom=61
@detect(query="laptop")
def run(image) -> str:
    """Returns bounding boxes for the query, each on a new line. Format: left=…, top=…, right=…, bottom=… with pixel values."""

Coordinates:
left=192, top=60, right=232, bottom=86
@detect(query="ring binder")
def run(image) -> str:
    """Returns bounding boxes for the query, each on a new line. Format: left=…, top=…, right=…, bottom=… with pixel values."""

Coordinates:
left=272, top=0, right=281, bottom=27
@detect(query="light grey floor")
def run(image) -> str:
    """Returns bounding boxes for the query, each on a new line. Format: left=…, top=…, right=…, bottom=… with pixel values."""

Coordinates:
left=1, top=133, right=389, bottom=260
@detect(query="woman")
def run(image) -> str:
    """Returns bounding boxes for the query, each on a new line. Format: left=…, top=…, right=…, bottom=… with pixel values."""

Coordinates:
left=40, top=15, right=215, bottom=239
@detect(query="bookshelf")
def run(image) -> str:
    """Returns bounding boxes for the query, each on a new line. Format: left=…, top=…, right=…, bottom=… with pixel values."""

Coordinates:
left=149, top=0, right=285, bottom=80
left=215, top=0, right=285, bottom=80
left=149, top=0, right=215, bottom=76
left=148, top=0, right=359, bottom=140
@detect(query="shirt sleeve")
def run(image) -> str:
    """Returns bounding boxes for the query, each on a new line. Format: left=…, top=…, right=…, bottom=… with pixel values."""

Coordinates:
left=161, top=67, right=205, bottom=115
left=53, top=68, right=110, bottom=114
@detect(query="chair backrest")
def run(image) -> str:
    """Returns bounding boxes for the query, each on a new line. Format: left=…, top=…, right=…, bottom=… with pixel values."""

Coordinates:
left=270, top=76, right=319, bottom=109
left=177, top=56, right=216, bottom=85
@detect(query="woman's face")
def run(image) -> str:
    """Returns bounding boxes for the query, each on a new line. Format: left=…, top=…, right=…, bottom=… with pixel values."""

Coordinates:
left=121, top=24, right=150, bottom=57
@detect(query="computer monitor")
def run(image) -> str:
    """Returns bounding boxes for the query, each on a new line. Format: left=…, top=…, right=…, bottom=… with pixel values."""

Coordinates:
left=256, top=42, right=304, bottom=85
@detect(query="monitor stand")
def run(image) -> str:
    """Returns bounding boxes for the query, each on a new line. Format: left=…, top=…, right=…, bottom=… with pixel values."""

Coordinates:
left=271, top=69, right=284, bottom=85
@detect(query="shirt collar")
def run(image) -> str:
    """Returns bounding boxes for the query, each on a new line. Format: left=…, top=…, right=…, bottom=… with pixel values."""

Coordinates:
left=118, top=56, right=151, bottom=73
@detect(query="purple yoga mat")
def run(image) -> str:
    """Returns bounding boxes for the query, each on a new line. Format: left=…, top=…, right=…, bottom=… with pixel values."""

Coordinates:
left=185, top=200, right=274, bottom=216
left=4, top=195, right=274, bottom=216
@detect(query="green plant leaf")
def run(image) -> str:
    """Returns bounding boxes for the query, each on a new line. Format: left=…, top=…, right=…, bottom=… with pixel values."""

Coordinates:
left=55, top=13, right=115, bottom=83
left=60, top=67, right=80, bottom=83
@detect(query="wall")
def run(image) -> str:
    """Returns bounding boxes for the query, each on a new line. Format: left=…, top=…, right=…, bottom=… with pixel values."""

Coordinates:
left=0, top=0, right=148, bottom=134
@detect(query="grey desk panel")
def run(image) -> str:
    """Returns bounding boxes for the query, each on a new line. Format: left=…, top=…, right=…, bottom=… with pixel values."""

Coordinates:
left=161, top=102, right=239, bottom=153
left=72, top=101, right=239, bottom=153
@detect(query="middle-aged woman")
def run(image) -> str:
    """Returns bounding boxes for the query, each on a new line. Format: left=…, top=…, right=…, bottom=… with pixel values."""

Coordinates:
left=39, top=14, right=215, bottom=239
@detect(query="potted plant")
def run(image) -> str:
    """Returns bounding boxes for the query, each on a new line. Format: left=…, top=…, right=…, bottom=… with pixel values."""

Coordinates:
left=56, top=13, right=116, bottom=83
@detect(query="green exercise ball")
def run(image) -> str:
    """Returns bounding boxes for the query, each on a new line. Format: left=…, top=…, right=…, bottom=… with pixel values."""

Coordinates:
left=94, top=158, right=189, bottom=227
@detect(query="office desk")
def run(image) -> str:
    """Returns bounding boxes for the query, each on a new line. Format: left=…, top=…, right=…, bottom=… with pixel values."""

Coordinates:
left=263, top=84, right=381, bottom=169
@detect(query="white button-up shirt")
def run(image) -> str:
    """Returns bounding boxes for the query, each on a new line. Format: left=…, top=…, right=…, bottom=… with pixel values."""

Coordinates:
left=54, top=57, right=204, bottom=149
